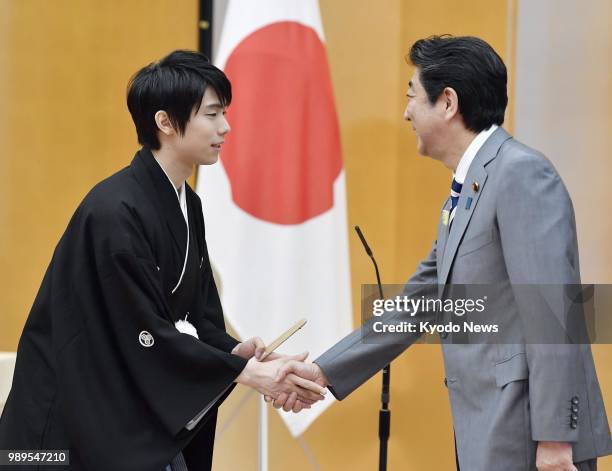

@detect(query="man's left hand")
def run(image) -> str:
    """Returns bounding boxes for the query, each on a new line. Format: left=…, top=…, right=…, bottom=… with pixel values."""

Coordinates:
left=536, top=441, right=577, bottom=471
left=231, top=337, right=266, bottom=360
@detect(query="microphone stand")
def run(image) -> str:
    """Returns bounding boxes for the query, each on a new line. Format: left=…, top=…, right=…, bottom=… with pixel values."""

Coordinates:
left=354, top=226, right=390, bottom=471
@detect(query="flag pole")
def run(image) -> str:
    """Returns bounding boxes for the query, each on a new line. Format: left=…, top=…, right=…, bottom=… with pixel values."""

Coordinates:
left=258, top=395, right=269, bottom=471
left=195, top=0, right=214, bottom=188
left=199, top=2, right=271, bottom=468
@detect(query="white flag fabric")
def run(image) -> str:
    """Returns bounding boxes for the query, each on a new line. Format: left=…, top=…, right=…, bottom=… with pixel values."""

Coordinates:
left=196, top=0, right=352, bottom=437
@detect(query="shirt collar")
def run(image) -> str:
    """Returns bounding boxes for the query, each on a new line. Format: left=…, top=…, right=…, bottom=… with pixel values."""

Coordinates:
left=454, top=124, right=498, bottom=184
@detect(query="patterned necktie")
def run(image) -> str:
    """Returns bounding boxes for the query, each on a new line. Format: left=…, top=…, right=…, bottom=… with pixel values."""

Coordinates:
left=449, top=178, right=463, bottom=226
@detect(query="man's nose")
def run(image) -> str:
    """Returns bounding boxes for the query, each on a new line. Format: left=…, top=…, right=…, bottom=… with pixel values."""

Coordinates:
left=219, top=116, right=231, bottom=135
left=403, top=106, right=411, bottom=121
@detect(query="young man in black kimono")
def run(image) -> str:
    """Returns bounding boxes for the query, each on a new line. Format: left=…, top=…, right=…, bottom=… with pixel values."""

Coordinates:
left=0, top=50, right=326, bottom=471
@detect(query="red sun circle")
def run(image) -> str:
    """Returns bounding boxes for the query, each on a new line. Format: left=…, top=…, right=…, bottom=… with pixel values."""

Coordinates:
left=221, top=21, right=342, bottom=225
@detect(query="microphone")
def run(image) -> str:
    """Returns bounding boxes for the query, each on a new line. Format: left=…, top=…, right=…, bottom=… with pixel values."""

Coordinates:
left=354, top=225, right=373, bottom=257
left=354, top=225, right=384, bottom=299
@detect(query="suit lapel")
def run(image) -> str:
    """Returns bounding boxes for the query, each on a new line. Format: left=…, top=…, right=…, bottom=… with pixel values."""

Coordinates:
left=438, top=128, right=512, bottom=285
left=439, top=166, right=488, bottom=285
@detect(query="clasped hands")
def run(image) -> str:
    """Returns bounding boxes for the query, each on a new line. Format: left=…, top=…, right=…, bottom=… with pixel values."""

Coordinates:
left=232, top=337, right=329, bottom=413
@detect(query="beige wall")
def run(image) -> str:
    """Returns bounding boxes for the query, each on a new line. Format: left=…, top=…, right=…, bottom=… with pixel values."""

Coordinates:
left=0, top=0, right=199, bottom=350
left=0, top=1, right=610, bottom=469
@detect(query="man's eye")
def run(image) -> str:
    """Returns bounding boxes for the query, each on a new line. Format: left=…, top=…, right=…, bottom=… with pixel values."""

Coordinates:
left=205, top=113, right=217, bottom=117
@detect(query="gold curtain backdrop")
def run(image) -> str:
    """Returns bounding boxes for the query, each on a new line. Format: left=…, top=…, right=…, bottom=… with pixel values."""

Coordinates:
left=0, top=1, right=609, bottom=469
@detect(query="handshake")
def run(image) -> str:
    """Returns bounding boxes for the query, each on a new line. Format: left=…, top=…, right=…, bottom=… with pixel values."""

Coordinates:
left=232, top=337, right=330, bottom=413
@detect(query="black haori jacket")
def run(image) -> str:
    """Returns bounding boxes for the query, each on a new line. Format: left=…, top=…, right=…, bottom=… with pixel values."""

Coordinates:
left=0, top=148, right=246, bottom=470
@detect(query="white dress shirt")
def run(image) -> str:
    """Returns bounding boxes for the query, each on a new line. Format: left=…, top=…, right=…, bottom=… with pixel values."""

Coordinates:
left=454, top=124, right=498, bottom=184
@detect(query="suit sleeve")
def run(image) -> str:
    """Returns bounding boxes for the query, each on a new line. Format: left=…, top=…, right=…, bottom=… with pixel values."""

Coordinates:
left=497, top=152, right=582, bottom=442
left=91, top=203, right=247, bottom=436
left=315, top=240, right=440, bottom=400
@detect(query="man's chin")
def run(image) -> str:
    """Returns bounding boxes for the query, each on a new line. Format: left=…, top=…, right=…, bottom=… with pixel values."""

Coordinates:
left=416, top=142, right=427, bottom=156
left=199, top=153, right=219, bottom=166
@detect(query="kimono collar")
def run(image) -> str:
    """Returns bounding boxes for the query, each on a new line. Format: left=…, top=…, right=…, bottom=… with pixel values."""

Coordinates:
left=130, top=147, right=188, bottom=257
left=155, top=157, right=188, bottom=224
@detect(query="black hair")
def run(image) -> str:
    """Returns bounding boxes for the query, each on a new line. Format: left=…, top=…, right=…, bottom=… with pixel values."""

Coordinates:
left=127, top=50, right=232, bottom=150
left=408, top=35, right=507, bottom=133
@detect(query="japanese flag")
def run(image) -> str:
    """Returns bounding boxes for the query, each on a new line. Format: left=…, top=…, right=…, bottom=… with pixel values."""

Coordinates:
left=196, top=0, right=352, bottom=437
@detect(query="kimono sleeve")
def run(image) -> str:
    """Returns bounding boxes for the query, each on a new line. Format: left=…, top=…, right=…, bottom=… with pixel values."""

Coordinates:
left=192, top=251, right=241, bottom=353
left=187, top=191, right=242, bottom=353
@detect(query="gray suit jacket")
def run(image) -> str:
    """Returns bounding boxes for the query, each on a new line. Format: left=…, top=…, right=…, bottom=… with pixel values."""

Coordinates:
left=316, top=128, right=612, bottom=470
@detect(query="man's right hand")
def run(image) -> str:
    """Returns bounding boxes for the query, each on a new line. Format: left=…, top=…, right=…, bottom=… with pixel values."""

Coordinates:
left=263, top=360, right=329, bottom=413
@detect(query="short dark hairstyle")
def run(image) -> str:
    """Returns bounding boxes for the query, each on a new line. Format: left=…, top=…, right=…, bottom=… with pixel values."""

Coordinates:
left=408, top=35, right=507, bottom=133
left=127, top=50, right=232, bottom=150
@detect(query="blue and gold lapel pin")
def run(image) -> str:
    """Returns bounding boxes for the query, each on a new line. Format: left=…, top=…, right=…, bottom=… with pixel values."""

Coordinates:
left=465, top=181, right=479, bottom=210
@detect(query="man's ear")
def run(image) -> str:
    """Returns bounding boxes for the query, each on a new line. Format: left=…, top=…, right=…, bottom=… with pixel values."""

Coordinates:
left=441, top=87, right=459, bottom=120
left=154, top=110, right=176, bottom=136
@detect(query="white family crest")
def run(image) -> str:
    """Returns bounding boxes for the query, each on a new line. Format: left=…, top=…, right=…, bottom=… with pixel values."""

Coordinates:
left=139, top=330, right=154, bottom=347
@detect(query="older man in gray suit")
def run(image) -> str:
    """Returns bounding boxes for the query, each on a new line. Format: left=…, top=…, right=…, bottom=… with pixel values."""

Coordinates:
left=272, top=36, right=612, bottom=470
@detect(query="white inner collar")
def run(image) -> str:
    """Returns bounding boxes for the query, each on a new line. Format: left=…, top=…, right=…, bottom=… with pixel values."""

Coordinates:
left=454, top=124, right=498, bottom=184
